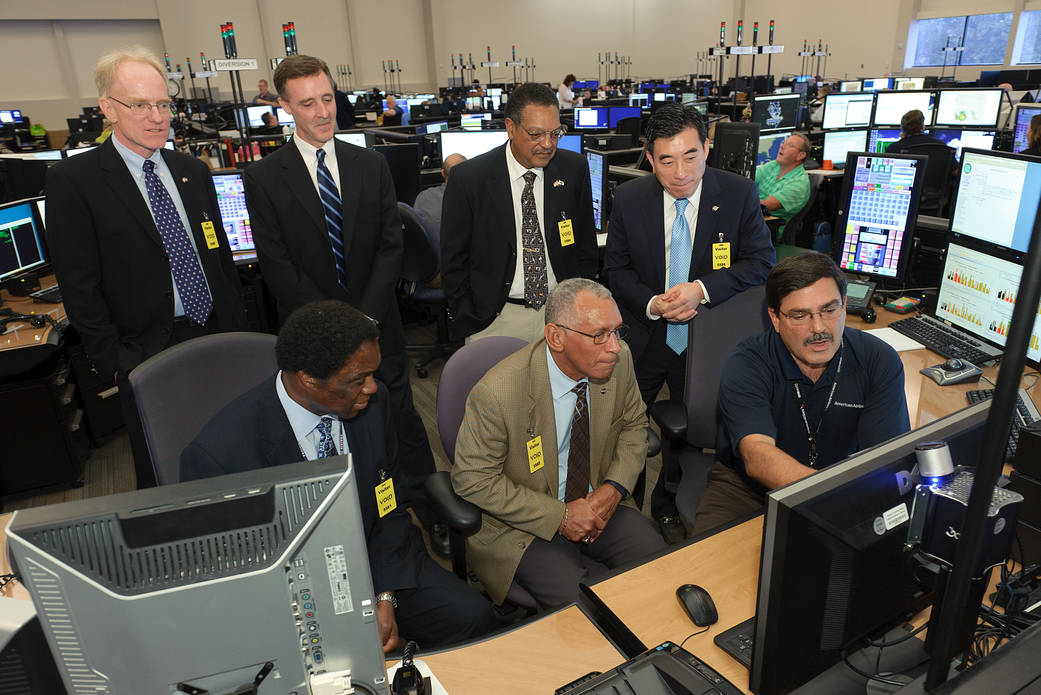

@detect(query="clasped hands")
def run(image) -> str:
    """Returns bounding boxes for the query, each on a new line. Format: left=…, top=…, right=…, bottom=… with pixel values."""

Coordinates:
left=559, top=483, right=623, bottom=544
left=650, top=281, right=704, bottom=323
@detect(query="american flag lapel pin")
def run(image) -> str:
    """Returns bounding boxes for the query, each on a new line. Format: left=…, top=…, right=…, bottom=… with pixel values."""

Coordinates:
left=712, top=205, right=719, bottom=212
left=553, top=179, right=565, bottom=187
left=600, top=385, right=607, bottom=395
left=182, top=177, right=189, bottom=183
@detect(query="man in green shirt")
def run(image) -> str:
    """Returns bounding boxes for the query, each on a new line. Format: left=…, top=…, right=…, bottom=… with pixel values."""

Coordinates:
left=755, top=133, right=811, bottom=237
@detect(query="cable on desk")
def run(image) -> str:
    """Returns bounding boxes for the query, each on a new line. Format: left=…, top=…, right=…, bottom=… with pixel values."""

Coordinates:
left=864, top=620, right=928, bottom=648
left=840, top=649, right=915, bottom=688
left=678, top=626, right=709, bottom=649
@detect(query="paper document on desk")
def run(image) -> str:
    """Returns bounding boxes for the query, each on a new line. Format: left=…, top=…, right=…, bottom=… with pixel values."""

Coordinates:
left=864, top=327, right=925, bottom=352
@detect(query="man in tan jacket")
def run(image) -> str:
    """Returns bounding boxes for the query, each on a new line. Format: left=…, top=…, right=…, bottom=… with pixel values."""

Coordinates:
left=452, top=278, right=667, bottom=607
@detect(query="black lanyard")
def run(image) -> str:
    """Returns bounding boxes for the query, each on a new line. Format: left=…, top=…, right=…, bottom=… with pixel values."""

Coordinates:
left=792, top=346, right=843, bottom=468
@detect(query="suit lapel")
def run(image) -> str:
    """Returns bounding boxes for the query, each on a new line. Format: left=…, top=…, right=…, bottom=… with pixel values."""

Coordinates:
left=162, top=151, right=208, bottom=254
left=282, top=141, right=328, bottom=236
left=98, top=139, right=163, bottom=248
left=334, top=140, right=360, bottom=259
left=691, top=169, right=720, bottom=281
left=542, top=156, right=567, bottom=272
left=527, top=343, right=558, bottom=495
left=492, top=144, right=517, bottom=256
left=260, top=381, right=304, bottom=466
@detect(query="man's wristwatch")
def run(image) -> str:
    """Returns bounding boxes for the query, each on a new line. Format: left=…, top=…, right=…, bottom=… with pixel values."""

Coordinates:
left=376, top=592, right=398, bottom=610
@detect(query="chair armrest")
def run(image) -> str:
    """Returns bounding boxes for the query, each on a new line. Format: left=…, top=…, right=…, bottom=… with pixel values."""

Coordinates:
left=424, top=471, right=482, bottom=536
left=649, top=400, right=688, bottom=440
left=646, top=427, right=661, bottom=458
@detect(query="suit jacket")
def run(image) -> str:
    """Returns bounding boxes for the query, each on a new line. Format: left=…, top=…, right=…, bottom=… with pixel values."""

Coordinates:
left=243, top=139, right=405, bottom=351
left=45, top=138, right=246, bottom=377
left=179, top=376, right=423, bottom=593
left=602, top=167, right=775, bottom=361
left=450, top=338, right=646, bottom=604
left=440, top=143, right=598, bottom=337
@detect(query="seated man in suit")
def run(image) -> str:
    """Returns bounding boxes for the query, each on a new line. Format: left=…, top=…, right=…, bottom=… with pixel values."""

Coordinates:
left=180, top=300, right=497, bottom=651
left=886, top=109, right=949, bottom=154
left=693, top=252, right=911, bottom=534
left=603, top=103, right=775, bottom=541
left=452, top=279, right=667, bottom=608
left=755, top=133, right=811, bottom=238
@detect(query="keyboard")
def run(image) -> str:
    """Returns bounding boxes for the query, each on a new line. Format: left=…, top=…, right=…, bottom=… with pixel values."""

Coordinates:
left=890, top=314, right=1002, bottom=365
left=714, top=616, right=755, bottom=668
left=556, top=641, right=744, bottom=694
left=966, top=388, right=1041, bottom=462
left=30, top=284, right=62, bottom=304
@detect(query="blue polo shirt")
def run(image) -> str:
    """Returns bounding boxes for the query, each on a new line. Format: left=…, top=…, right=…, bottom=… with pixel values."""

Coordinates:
left=716, top=327, right=910, bottom=490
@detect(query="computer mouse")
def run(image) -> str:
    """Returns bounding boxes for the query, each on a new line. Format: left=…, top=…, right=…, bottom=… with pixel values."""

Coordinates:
left=861, top=306, right=877, bottom=323
left=945, top=358, right=964, bottom=371
left=676, top=584, right=718, bottom=627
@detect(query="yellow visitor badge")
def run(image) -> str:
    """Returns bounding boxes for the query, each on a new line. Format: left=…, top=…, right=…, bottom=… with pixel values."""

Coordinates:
left=375, top=478, right=396, bottom=517
left=527, top=436, right=545, bottom=473
left=558, top=218, right=575, bottom=246
left=201, top=220, right=220, bottom=250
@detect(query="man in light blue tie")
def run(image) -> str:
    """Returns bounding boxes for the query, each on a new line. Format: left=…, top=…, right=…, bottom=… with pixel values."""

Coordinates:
left=603, top=103, right=775, bottom=541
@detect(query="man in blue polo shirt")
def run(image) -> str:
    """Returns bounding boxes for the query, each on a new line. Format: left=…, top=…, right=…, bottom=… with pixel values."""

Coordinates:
left=691, top=252, right=910, bottom=534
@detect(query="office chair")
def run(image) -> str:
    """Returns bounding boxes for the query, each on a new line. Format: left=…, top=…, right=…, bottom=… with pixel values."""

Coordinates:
left=777, top=172, right=822, bottom=247
left=398, top=201, right=456, bottom=377
left=648, top=285, right=770, bottom=529
left=902, top=143, right=955, bottom=217
left=615, top=116, right=643, bottom=147
left=129, top=331, right=277, bottom=485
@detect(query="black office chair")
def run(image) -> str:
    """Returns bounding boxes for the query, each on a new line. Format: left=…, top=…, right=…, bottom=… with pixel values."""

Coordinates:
left=615, top=116, right=643, bottom=147
left=777, top=172, right=822, bottom=247
left=903, top=143, right=956, bottom=217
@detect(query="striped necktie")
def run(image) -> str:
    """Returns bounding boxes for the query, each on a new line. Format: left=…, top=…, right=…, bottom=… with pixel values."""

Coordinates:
left=666, top=198, right=691, bottom=355
left=564, top=382, right=590, bottom=502
left=316, top=148, right=349, bottom=292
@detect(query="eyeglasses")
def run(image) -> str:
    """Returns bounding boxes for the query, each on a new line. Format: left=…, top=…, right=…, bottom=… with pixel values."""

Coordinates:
left=108, top=97, right=173, bottom=115
left=522, top=125, right=567, bottom=142
left=777, top=303, right=844, bottom=325
left=556, top=323, right=628, bottom=345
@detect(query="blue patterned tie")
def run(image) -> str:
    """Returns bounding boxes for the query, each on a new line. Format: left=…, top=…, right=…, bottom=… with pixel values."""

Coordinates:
left=316, top=149, right=349, bottom=292
left=142, top=159, right=213, bottom=325
left=666, top=198, right=691, bottom=355
left=315, top=416, right=337, bottom=458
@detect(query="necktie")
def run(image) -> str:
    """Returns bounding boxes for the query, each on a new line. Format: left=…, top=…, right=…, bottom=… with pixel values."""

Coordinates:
left=315, top=416, right=337, bottom=458
left=520, top=171, right=548, bottom=309
left=666, top=198, right=692, bottom=355
left=142, top=159, right=212, bottom=325
left=564, top=382, right=590, bottom=503
left=316, top=149, right=349, bottom=292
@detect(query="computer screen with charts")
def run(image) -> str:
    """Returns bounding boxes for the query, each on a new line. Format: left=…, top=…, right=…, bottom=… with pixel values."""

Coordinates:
left=586, top=149, right=606, bottom=232
left=823, top=92, right=875, bottom=130
left=757, top=132, right=787, bottom=167
left=839, top=80, right=863, bottom=92
left=950, top=149, right=1041, bottom=253
left=751, top=93, right=800, bottom=133
left=929, top=128, right=995, bottom=160
left=822, top=129, right=867, bottom=167
left=867, top=128, right=902, bottom=153
left=459, top=112, right=492, bottom=130
left=834, top=152, right=926, bottom=281
left=873, top=90, right=935, bottom=127
left=211, top=171, right=254, bottom=260
left=0, top=198, right=47, bottom=282
left=894, top=77, right=926, bottom=90
left=574, top=107, right=609, bottom=129
left=1013, top=104, right=1041, bottom=154
left=934, top=88, right=1003, bottom=128
left=439, top=130, right=508, bottom=161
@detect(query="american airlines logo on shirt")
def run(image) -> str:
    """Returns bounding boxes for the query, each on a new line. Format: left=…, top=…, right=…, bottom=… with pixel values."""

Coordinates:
left=834, top=401, right=865, bottom=409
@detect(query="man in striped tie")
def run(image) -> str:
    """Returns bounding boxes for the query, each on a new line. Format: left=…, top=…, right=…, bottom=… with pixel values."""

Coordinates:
left=244, top=55, right=446, bottom=555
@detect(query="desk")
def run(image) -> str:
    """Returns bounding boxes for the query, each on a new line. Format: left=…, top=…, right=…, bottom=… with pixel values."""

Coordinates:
left=0, top=278, right=65, bottom=361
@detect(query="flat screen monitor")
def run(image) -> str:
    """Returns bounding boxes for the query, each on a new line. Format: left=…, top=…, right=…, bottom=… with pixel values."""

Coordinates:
left=873, top=90, right=936, bottom=127
left=464, top=96, right=483, bottom=110
left=929, top=128, right=995, bottom=160
left=6, top=457, right=390, bottom=695
left=608, top=106, right=642, bottom=129
left=34, top=199, right=45, bottom=231
left=756, top=132, right=787, bottom=167
left=245, top=105, right=273, bottom=127
left=862, top=77, right=893, bottom=91
left=690, top=101, right=709, bottom=115
left=751, top=93, right=801, bottom=133
left=334, top=132, right=367, bottom=148
left=867, top=128, right=902, bottom=153
left=586, top=149, right=606, bottom=232
left=439, top=130, right=508, bottom=162
left=894, top=77, right=926, bottom=90
left=751, top=401, right=992, bottom=695
left=0, top=199, right=47, bottom=282
left=823, top=92, right=875, bottom=130
left=950, top=148, right=1041, bottom=254
left=64, top=145, right=97, bottom=157
left=211, top=171, right=254, bottom=258
left=0, top=150, right=63, bottom=161
left=839, top=80, right=863, bottom=92
left=681, top=92, right=699, bottom=103
left=652, top=92, right=676, bottom=102
left=834, top=152, right=926, bottom=280
left=934, top=88, right=1003, bottom=128
left=0, top=109, right=22, bottom=123
left=822, top=129, right=868, bottom=167
left=459, top=112, right=491, bottom=130
left=628, top=94, right=648, bottom=108
left=773, top=87, right=793, bottom=95
left=574, top=107, right=608, bottom=129
left=557, top=134, right=582, bottom=154
left=1013, top=104, right=1041, bottom=154
left=275, top=107, right=294, bottom=125
left=422, top=121, right=449, bottom=134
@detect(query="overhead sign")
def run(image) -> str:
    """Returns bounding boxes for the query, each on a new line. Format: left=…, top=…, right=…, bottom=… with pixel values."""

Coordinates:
left=211, top=58, right=259, bottom=71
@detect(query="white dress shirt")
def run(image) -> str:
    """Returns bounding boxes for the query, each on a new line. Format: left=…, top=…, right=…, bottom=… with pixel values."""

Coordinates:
left=646, top=181, right=711, bottom=320
left=293, top=136, right=341, bottom=195
left=505, top=142, right=558, bottom=300
left=275, top=370, right=351, bottom=460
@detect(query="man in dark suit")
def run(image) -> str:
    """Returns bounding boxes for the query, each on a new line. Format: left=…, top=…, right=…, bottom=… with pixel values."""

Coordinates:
left=603, top=103, right=775, bottom=540
left=441, top=82, right=598, bottom=341
left=243, top=55, right=443, bottom=552
left=46, top=46, right=247, bottom=489
left=180, top=301, right=497, bottom=652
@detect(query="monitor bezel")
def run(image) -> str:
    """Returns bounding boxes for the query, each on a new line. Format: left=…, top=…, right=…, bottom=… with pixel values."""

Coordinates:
left=750, top=93, right=802, bottom=134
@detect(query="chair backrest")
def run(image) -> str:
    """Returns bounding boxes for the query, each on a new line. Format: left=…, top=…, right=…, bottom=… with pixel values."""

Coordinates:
left=778, top=172, right=822, bottom=246
left=129, top=331, right=278, bottom=485
left=684, top=284, right=771, bottom=447
left=436, top=336, right=527, bottom=461
left=902, top=144, right=955, bottom=216
left=615, top=116, right=643, bottom=147
left=398, top=201, right=439, bottom=285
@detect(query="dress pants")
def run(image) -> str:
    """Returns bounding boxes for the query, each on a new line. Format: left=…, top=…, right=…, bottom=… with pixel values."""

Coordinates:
left=466, top=302, right=546, bottom=343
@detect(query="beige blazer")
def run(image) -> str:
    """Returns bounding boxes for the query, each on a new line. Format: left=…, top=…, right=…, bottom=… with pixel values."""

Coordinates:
left=451, top=338, right=647, bottom=604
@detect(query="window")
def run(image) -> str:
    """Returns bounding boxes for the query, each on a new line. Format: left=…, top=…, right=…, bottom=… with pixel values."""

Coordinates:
left=908, top=13, right=1012, bottom=67
left=1011, top=10, right=1041, bottom=65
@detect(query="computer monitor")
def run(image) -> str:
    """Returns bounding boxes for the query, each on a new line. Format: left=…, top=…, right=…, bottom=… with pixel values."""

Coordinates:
left=710, top=121, right=760, bottom=179
left=34, top=199, right=45, bottom=231
left=751, top=400, right=992, bottom=695
left=629, top=94, right=648, bottom=108
left=822, top=129, right=868, bottom=167
left=681, top=92, right=699, bottom=103
left=950, top=148, right=1041, bottom=254
left=574, top=107, right=609, bottom=129
left=839, top=80, right=863, bottom=92
left=459, top=112, right=491, bottom=130
left=439, top=130, right=508, bottom=162
left=894, top=77, right=926, bottom=90
left=334, top=132, right=368, bottom=148
left=929, top=128, right=995, bottom=160
left=0, top=199, right=48, bottom=283
left=750, top=93, right=800, bottom=133
left=6, top=457, right=390, bottom=695
left=756, top=132, right=787, bottom=167
left=245, top=105, right=273, bottom=127
left=834, top=152, right=926, bottom=280
left=822, top=92, right=875, bottom=130
left=64, top=145, right=97, bottom=157
left=211, top=171, right=254, bottom=259
left=0, top=109, right=22, bottom=123
left=557, top=134, right=582, bottom=153
left=652, top=92, right=676, bottom=102
left=422, top=120, right=449, bottom=134
left=690, top=101, right=709, bottom=115
left=276, top=107, right=295, bottom=125
left=586, top=149, right=606, bottom=232
left=862, top=77, right=893, bottom=91
left=867, top=128, right=902, bottom=153
left=0, top=150, right=63, bottom=161
left=934, top=88, right=1003, bottom=128
left=1013, top=104, right=1041, bottom=154
left=873, top=90, right=936, bottom=127
left=608, top=106, right=641, bottom=129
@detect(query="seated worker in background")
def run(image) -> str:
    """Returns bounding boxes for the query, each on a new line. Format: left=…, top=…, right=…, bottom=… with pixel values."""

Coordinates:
left=253, top=79, right=279, bottom=107
left=1022, top=114, right=1041, bottom=157
left=755, top=133, right=811, bottom=238
left=382, top=95, right=404, bottom=126
left=886, top=109, right=948, bottom=154
left=413, top=153, right=465, bottom=238
left=181, top=300, right=497, bottom=651
left=691, top=252, right=910, bottom=535
left=451, top=279, right=667, bottom=608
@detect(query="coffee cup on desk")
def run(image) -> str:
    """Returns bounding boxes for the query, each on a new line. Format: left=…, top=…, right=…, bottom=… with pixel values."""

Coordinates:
left=822, top=159, right=833, bottom=170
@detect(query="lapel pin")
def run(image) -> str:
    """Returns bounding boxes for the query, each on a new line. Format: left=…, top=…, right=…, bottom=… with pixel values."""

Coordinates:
left=182, top=177, right=188, bottom=183
left=600, top=386, right=607, bottom=395
left=553, top=179, right=564, bottom=187
left=712, top=205, right=719, bottom=212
